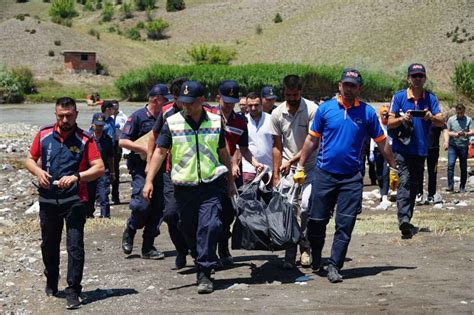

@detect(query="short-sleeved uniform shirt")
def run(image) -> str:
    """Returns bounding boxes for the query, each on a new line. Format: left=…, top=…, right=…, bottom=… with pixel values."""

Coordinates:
left=243, top=112, right=273, bottom=174
left=389, top=88, right=441, bottom=156
left=121, top=105, right=157, bottom=142
left=157, top=109, right=226, bottom=151
left=447, top=115, right=472, bottom=147
left=29, top=124, right=101, bottom=202
left=310, top=96, right=385, bottom=175
left=93, top=133, right=114, bottom=170
left=270, top=97, right=318, bottom=171
left=212, top=108, right=248, bottom=156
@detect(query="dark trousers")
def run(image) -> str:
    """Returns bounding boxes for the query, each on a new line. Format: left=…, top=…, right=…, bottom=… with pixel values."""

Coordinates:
left=39, top=201, right=86, bottom=295
left=174, top=183, right=222, bottom=270
left=111, top=145, right=122, bottom=201
left=374, top=148, right=389, bottom=196
left=307, top=167, right=363, bottom=269
left=162, top=173, right=189, bottom=256
left=426, top=147, right=440, bottom=197
left=368, top=158, right=377, bottom=184
left=395, top=153, right=425, bottom=225
left=448, top=145, right=468, bottom=190
left=218, top=176, right=237, bottom=252
left=86, top=170, right=111, bottom=217
left=127, top=160, right=164, bottom=250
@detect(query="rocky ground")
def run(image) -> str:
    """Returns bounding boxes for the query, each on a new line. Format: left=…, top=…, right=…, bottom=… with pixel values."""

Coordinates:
left=0, top=124, right=473, bottom=314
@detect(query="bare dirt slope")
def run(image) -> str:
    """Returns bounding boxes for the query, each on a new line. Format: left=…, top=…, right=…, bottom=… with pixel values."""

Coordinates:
left=1, top=0, right=473, bottom=89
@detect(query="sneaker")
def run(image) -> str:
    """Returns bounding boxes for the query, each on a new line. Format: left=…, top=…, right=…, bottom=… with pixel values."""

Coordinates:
left=327, top=264, right=343, bottom=283
left=45, top=284, right=58, bottom=297
left=66, top=293, right=81, bottom=310
left=197, top=271, right=213, bottom=294
left=175, top=253, right=187, bottom=269
left=415, top=193, right=424, bottom=206
left=426, top=196, right=434, bottom=205
left=459, top=187, right=466, bottom=193
left=445, top=187, right=454, bottom=192
left=121, top=227, right=135, bottom=255
left=141, top=247, right=165, bottom=260
left=300, top=250, right=312, bottom=268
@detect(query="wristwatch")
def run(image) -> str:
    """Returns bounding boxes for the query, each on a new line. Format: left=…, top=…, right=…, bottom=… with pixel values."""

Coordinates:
left=74, top=172, right=81, bottom=182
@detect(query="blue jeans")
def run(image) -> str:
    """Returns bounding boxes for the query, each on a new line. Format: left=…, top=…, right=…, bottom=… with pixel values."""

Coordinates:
left=447, top=145, right=468, bottom=190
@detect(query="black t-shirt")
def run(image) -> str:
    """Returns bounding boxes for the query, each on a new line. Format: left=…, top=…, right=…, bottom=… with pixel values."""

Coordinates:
left=428, top=125, right=447, bottom=149
left=157, top=109, right=226, bottom=150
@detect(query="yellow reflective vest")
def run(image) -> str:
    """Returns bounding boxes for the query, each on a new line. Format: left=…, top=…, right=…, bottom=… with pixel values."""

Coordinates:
left=167, top=111, right=228, bottom=186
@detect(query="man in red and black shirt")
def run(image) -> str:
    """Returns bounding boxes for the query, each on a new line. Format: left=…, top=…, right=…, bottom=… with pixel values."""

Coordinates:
left=216, top=80, right=263, bottom=266
left=25, top=97, right=104, bottom=310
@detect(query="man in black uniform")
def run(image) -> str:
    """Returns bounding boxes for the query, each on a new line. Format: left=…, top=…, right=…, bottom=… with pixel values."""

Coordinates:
left=119, top=84, right=172, bottom=259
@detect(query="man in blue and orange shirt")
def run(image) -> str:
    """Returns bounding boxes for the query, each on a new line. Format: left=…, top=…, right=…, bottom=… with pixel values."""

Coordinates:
left=25, top=97, right=104, bottom=309
left=388, top=63, right=444, bottom=239
left=295, top=68, right=397, bottom=283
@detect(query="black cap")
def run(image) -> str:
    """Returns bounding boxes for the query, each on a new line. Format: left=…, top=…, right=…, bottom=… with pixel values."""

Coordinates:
left=340, top=68, right=363, bottom=85
left=148, top=84, right=173, bottom=100
left=408, top=63, right=426, bottom=76
left=219, top=80, right=240, bottom=104
left=177, top=81, right=204, bottom=104
left=261, top=86, right=277, bottom=100
left=91, top=113, right=106, bottom=126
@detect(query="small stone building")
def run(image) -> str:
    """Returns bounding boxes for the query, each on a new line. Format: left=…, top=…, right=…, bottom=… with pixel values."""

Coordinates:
left=63, top=51, right=96, bottom=74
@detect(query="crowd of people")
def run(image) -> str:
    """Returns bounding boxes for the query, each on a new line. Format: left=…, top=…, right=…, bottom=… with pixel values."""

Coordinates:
left=24, top=64, right=473, bottom=309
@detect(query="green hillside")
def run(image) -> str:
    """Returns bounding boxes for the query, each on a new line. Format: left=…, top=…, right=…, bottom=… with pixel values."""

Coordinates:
left=0, top=0, right=473, bottom=94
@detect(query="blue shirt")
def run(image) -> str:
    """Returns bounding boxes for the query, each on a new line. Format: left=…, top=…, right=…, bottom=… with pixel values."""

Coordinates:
left=103, top=116, right=116, bottom=145
left=389, top=89, right=440, bottom=156
left=94, top=133, right=114, bottom=170
left=121, top=106, right=157, bottom=141
left=310, top=97, right=385, bottom=175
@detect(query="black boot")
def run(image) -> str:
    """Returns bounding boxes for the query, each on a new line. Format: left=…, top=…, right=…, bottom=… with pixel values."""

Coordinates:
left=197, top=270, right=213, bottom=294
left=122, top=227, right=136, bottom=255
left=218, top=242, right=234, bottom=266
left=141, top=237, right=164, bottom=260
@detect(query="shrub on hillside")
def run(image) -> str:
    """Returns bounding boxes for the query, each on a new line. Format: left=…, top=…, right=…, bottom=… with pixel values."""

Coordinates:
left=96, top=62, right=110, bottom=75
left=11, top=67, right=35, bottom=94
left=84, top=0, right=95, bottom=11
left=255, top=24, right=263, bottom=35
left=145, top=18, right=169, bottom=40
left=15, top=13, right=30, bottom=20
left=54, top=40, right=62, bottom=46
left=126, top=27, right=141, bottom=40
left=16, top=0, right=29, bottom=3
left=273, top=13, right=282, bottom=23
left=95, top=0, right=103, bottom=9
left=136, top=21, right=144, bottom=29
left=101, top=0, right=114, bottom=21
left=0, top=71, right=24, bottom=103
left=88, top=28, right=101, bottom=39
left=121, top=1, right=133, bottom=19
left=115, top=64, right=400, bottom=102
left=187, top=44, right=237, bottom=65
left=48, top=50, right=55, bottom=56
left=134, top=0, right=155, bottom=11
left=166, top=0, right=185, bottom=12
left=49, top=0, right=78, bottom=25
left=453, top=61, right=474, bottom=102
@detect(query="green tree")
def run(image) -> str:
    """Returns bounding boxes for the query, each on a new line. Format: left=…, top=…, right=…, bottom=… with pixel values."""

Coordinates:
left=134, top=0, right=155, bottom=11
left=166, top=0, right=185, bottom=12
left=145, top=18, right=169, bottom=40
left=121, top=1, right=133, bottom=18
left=101, top=0, right=114, bottom=22
left=49, top=0, right=78, bottom=25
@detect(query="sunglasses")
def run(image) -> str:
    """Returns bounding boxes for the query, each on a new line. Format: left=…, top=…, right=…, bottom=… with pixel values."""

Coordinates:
left=410, top=74, right=425, bottom=79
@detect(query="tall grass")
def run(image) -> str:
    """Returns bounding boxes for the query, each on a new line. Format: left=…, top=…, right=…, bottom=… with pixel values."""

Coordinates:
left=114, top=64, right=400, bottom=101
left=453, top=61, right=474, bottom=102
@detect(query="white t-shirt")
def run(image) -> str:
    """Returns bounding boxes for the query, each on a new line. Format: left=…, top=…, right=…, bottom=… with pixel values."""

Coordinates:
left=242, top=112, right=274, bottom=174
